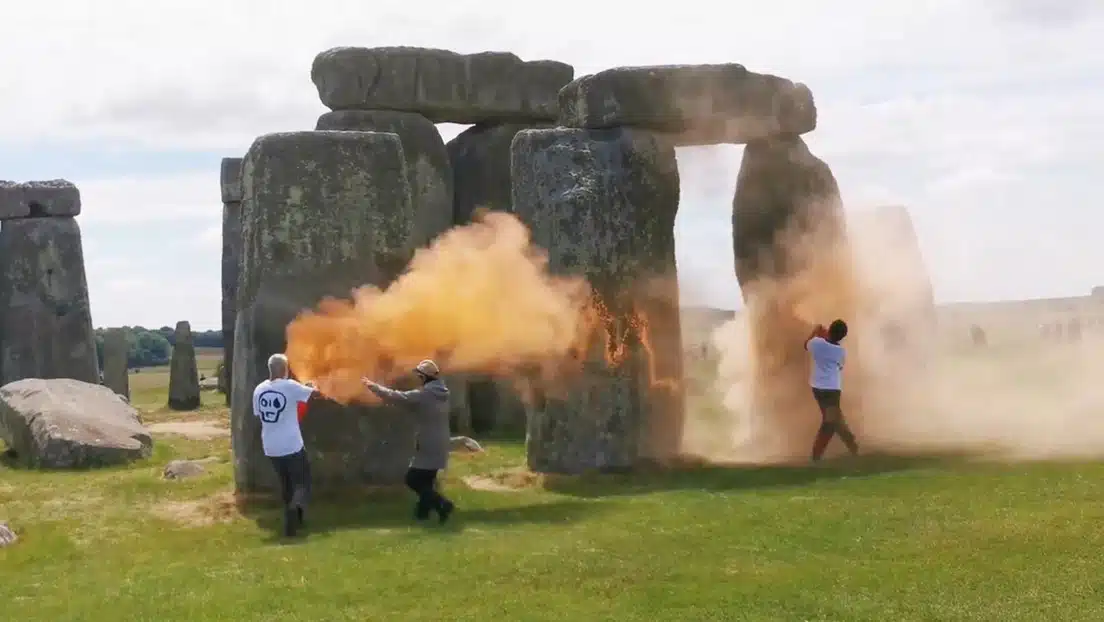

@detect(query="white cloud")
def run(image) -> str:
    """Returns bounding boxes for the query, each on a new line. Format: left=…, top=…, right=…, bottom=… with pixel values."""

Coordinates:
left=2, top=0, right=1102, bottom=329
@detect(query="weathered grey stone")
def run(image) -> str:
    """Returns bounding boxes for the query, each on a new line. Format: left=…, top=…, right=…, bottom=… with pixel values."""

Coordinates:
left=167, top=321, right=200, bottom=410
left=731, top=135, right=857, bottom=459
left=102, top=328, right=130, bottom=399
left=163, top=457, right=217, bottom=480
left=221, top=157, right=243, bottom=203
left=0, top=217, right=98, bottom=385
left=450, top=435, right=484, bottom=453
left=311, top=47, right=574, bottom=124
left=511, top=127, right=686, bottom=474
left=316, top=110, right=452, bottom=247
left=559, top=65, right=816, bottom=146
left=0, top=180, right=81, bottom=219
left=0, top=378, right=152, bottom=468
left=232, top=130, right=417, bottom=494
left=221, top=157, right=243, bottom=406
left=0, top=522, right=16, bottom=547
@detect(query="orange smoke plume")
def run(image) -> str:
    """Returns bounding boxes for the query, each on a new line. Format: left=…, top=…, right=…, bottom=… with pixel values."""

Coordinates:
left=286, top=210, right=598, bottom=403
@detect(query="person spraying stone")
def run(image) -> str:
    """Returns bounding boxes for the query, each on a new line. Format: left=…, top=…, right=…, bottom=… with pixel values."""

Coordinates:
left=806, top=320, right=859, bottom=462
left=252, top=353, right=319, bottom=537
left=362, top=360, right=455, bottom=524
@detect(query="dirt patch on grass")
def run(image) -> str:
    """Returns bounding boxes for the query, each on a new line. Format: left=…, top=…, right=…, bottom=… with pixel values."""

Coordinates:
left=148, top=421, right=228, bottom=440
left=151, top=491, right=240, bottom=527
left=463, top=468, right=544, bottom=492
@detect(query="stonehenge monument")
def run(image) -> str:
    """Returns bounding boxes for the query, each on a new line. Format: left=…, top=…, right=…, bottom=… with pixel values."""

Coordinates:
left=102, top=328, right=130, bottom=399
left=225, top=44, right=907, bottom=490
left=168, top=320, right=201, bottom=410
left=0, top=180, right=99, bottom=386
left=221, top=157, right=243, bottom=404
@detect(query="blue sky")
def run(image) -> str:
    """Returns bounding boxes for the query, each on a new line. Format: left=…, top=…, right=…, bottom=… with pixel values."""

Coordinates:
left=3, top=0, right=1101, bottom=330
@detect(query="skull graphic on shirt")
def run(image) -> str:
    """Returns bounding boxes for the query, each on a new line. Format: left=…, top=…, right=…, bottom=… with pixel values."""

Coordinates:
left=257, top=390, right=287, bottom=423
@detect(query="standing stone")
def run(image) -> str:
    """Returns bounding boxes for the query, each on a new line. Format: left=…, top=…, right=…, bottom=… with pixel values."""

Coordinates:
left=167, top=321, right=200, bottom=410
left=316, top=110, right=452, bottom=248
left=232, top=130, right=417, bottom=494
left=511, top=127, right=685, bottom=474
left=446, top=122, right=550, bottom=434
left=221, top=157, right=243, bottom=405
left=311, top=47, right=574, bottom=124
left=102, top=328, right=130, bottom=399
left=0, top=180, right=81, bottom=220
left=558, top=65, right=816, bottom=146
left=732, top=135, right=859, bottom=460
left=0, top=217, right=98, bottom=385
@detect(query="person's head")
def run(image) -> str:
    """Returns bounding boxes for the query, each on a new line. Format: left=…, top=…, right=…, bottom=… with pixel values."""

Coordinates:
left=413, top=359, right=440, bottom=383
left=827, top=319, right=848, bottom=343
left=267, top=353, right=290, bottom=380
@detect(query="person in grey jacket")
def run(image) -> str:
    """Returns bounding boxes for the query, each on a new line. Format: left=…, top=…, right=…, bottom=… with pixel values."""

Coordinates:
left=362, top=359, right=455, bottom=523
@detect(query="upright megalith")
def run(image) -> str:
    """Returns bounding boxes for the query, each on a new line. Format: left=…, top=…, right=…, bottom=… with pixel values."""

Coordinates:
left=0, top=215, right=98, bottom=386
left=558, top=65, right=816, bottom=146
left=221, top=157, right=243, bottom=405
left=311, top=47, right=573, bottom=124
left=731, top=135, right=858, bottom=459
left=102, top=328, right=130, bottom=399
left=232, top=130, right=418, bottom=494
left=512, top=127, right=685, bottom=473
left=316, top=110, right=452, bottom=248
left=167, top=321, right=200, bottom=410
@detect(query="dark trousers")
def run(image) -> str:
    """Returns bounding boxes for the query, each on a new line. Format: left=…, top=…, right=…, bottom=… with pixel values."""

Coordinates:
left=405, top=467, right=451, bottom=519
left=269, top=449, right=311, bottom=534
left=811, top=388, right=859, bottom=459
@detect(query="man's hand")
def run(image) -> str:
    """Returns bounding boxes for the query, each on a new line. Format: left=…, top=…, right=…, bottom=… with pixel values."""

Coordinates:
left=361, top=378, right=376, bottom=388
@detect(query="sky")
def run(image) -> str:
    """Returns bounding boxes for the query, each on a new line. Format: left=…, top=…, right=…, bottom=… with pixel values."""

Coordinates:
left=2, top=0, right=1101, bottom=330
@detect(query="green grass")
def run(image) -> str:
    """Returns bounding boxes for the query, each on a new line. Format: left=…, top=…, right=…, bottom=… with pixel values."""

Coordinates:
left=3, top=349, right=1104, bottom=620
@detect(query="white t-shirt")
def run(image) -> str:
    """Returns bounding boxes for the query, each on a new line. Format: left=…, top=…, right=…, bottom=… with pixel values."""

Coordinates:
left=252, top=378, right=314, bottom=457
left=807, top=337, right=845, bottom=390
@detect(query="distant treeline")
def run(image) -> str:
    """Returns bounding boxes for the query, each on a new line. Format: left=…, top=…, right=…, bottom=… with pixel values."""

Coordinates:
left=93, top=326, right=223, bottom=370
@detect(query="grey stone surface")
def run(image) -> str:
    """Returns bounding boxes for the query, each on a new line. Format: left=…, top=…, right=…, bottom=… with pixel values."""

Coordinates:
left=449, top=435, right=484, bottom=453
left=0, top=378, right=152, bottom=469
left=558, top=65, right=816, bottom=146
left=317, top=110, right=453, bottom=247
left=220, top=157, right=243, bottom=203
left=0, top=180, right=81, bottom=219
left=511, top=127, right=686, bottom=474
left=311, top=47, right=574, bottom=124
left=102, top=328, right=130, bottom=399
left=232, top=130, right=418, bottom=494
left=731, top=136, right=845, bottom=287
left=446, top=122, right=549, bottom=225
left=0, top=522, right=15, bottom=547
left=0, top=217, right=99, bottom=385
left=221, top=157, right=243, bottom=406
left=167, top=321, right=200, bottom=410
left=163, top=457, right=217, bottom=480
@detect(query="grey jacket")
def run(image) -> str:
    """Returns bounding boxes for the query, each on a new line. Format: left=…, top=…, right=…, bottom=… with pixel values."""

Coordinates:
left=367, top=378, right=451, bottom=471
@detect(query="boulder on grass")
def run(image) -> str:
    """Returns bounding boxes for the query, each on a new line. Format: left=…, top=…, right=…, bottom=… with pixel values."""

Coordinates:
left=0, top=378, right=152, bottom=468
left=0, top=522, right=15, bottom=547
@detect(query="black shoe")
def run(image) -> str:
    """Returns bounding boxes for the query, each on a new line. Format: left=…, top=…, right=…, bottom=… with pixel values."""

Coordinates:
left=438, top=501, right=455, bottom=524
left=414, top=503, right=431, bottom=521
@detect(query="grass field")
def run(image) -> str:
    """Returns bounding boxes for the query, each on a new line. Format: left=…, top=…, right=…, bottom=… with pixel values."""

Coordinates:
left=3, top=345, right=1104, bottom=620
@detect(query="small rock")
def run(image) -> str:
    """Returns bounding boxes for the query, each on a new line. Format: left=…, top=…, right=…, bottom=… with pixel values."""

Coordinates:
left=0, top=522, right=16, bottom=547
left=450, top=436, right=484, bottom=453
left=163, top=457, right=217, bottom=480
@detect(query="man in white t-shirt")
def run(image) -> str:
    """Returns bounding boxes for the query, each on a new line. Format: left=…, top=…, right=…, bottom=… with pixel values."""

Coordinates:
left=806, top=319, right=859, bottom=462
left=252, top=353, right=318, bottom=537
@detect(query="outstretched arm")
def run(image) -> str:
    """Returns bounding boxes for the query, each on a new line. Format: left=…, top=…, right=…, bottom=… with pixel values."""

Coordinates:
left=805, top=325, right=826, bottom=350
left=362, top=379, right=423, bottom=407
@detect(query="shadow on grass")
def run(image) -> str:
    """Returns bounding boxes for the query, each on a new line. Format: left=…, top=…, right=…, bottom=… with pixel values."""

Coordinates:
left=542, top=452, right=972, bottom=499
left=236, top=487, right=603, bottom=544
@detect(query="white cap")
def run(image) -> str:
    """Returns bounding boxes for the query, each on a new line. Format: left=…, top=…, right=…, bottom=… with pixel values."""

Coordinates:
left=414, top=359, right=440, bottom=378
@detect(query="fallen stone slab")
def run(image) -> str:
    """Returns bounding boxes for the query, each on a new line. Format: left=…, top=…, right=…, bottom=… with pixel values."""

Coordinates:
left=0, top=378, right=152, bottom=468
left=450, top=435, right=484, bottom=453
left=311, top=46, right=574, bottom=124
left=558, top=64, right=816, bottom=146
left=163, top=457, right=219, bottom=480
left=0, top=180, right=81, bottom=219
